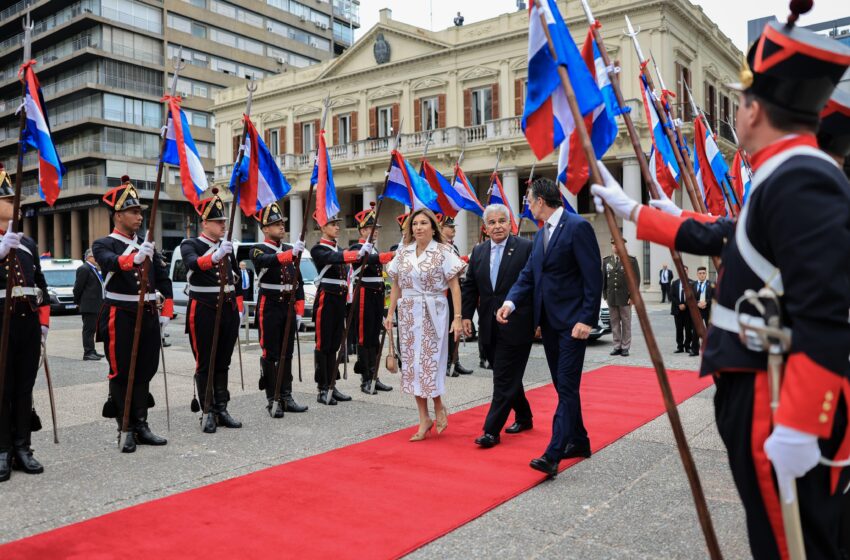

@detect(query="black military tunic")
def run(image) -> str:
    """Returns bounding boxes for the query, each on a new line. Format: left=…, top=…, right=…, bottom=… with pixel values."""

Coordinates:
left=180, top=234, right=243, bottom=411
left=0, top=233, right=49, bottom=456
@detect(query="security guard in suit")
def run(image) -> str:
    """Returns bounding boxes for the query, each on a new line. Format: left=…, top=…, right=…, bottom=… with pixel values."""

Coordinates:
left=591, top=15, right=850, bottom=558
left=349, top=203, right=393, bottom=394
left=601, top=238, right=639, bottom=357
left=93, top=176, right=173, bottom=453
left=0, top=168, right=50, bottom=480
left=250, top=202, right=308, bottom=416
left=180, top=188, right=243, bottom=434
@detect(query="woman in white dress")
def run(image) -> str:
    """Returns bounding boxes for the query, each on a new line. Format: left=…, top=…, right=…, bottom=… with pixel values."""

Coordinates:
left=385, top=209, right=466, bottom=441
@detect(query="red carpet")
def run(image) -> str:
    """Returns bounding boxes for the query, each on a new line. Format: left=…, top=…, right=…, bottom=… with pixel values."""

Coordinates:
left=1, top=366, right=711, bottom=559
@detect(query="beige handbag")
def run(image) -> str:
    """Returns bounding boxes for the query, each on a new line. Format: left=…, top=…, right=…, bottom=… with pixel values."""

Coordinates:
left=385, top=323, right=398, bottom=373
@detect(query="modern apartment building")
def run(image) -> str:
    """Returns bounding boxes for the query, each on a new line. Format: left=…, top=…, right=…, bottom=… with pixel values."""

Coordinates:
left=0, top=0, right=358, bottom=258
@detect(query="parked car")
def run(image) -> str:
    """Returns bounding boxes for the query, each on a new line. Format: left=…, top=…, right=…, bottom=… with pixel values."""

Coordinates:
left=588, top=298, right=611, bottom=341
left=40, top=258, right=84, bottom=314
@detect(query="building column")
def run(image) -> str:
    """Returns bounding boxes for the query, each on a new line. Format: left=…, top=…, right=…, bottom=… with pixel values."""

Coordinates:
left=361, top=184, right=376, bottom=210
left=621, top=157, right=641, bottom=249
left=501, top=168, right=520, bottom=217
left=454, top=211, right=469, bottom=256
left=53, top=213, right=65, bottom=258
left=289, top=193, right=303, bottom=244
left=70, top=210, right=82, bottom=259
left=37, top=214, right=48, bottom=254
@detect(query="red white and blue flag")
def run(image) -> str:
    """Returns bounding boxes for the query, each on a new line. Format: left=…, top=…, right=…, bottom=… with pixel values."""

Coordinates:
left=487, top=174, right=518, bottom=235
left=162, top=96, right=208, bottom=206
left=639, top=75, right=680, bottom=197
left=730, top=149, right=752, bottom=205
left=383, top=150, right=440, bottom=212
left=451, top=165, right=485, bottom=217
left=229, top=115, right=291, bottom=216
left=311, top=129, right=340, bottom=227
left=522, top=0, right=602, bottom=160
left=19, top=62, right=65, bottom=206
left=419, top=160, right=484, bottom=218
left=558, top=29, right=621, bottom=195
left=694, top=115, right=730, bottom=216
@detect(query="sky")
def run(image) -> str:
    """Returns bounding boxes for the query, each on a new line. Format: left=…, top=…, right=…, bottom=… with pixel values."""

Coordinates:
left=354, top=0, right=848, bottom=51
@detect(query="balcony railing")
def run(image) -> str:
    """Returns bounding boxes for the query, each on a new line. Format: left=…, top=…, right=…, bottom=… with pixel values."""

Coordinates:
left=0, top=1, right=30, bottom=22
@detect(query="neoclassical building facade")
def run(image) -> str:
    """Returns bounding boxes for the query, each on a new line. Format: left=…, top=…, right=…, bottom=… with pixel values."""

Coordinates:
left=212, top=0, right=743, bottom=290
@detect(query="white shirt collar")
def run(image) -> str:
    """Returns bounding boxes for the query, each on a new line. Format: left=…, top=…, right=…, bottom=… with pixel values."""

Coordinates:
left=546, top=207, right=563, bottom=230
left=490, top=237, right=508, bottom=250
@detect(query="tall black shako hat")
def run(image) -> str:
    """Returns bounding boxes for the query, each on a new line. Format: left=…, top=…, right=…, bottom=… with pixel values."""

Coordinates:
left=254, top=201, right=286, bottom=227
left=818, top=87, right=850, bottom=158
left=195, top=188, right=226, bottom=221
left=102, top=175, right=147, bottom=211
left=355, top=202, right=381, bottom=229
left=734, top=1, right=850, bottom=120
left=0, top=163, right=13, bottom=199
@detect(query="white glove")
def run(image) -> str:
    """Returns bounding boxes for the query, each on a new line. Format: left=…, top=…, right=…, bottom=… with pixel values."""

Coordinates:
left=358, top=241, right=374, bottom=259
left=0, top=221, right=23, bottom=259
left=292, top=239, right=306, bottom=257
left=134, top=241, right=154, bottom=265
left=159, top=315, right=170, bottom=329
left=212, top=240, right=233, bottom=263
left=589, top=161, right=640, bottom=221
left=648, top=186, right=683, bottom=217
left=296, top=315, right=303, bottom=330
left=41, top=325, right=48, bottom=342
left=764, top=424, right=821, bottom=504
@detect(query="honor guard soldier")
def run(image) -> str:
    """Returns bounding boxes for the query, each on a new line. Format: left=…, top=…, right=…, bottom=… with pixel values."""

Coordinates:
left=349, top=203, right=394, bottom=395
left=591, top=10, right=850, bottom=558
left=439, top=215, right=472, bottom=376
left=250, top=202, right=308, bottom=416
left=93, top=176, right=172, bottom=453
left=180, top=188, right=244, bottom=433
left=0, top=167, right=49, bottom=481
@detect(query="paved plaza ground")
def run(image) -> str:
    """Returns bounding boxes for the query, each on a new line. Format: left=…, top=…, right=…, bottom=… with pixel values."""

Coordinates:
left=1, top=302, right=750, bottom=558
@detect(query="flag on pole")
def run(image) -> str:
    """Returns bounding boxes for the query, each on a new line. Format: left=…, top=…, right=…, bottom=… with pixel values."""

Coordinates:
left=639, top=75, right=680, bottom=197
left=520, top=185, right=576, bottom=230
left=694, top=115, right=729, bottom=216
left=19, top=63, right=65, bottom=206
left=162, top=97, right=208, bottom=206
left=522, top=0, right=602, bottom=160
left=311, top=129, right=340, bottom=227
left=229, top=115, right=291, bottom=216
left=383, top=150, right=440, bottom=212
left=451, top=164, right=485, bottom=217
left=420, top=160, right=484, bottom=218
left=558, top=29, right=621, bottom=194
left=730, top=149, right=752, bottom=205
left=488, top=174, right=518, bottom=234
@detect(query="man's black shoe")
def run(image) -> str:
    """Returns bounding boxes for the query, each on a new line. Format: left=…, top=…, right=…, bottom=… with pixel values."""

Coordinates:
left=674, top=348, right=685, bottom=354
left=94, top=352, right=105, bottom=359
left=283, top=392, right=308, bottom=412
left=216, top=409, right=242, bottom=429
left=374, top=379, right=392, bottom=392
left=161, top=339, right=171, bottom=348
left=317, top=391, right=337, bottom=405
left=562, top=442, right=592, bottom=460
left=479, top=359, right=486, bottom=368
left=119, top=431, right=137, bottom=453
left=332, top=388, right=352, bottom=402
left=12, top=447, right=43, bottom=474
left=474, top=433, right=500, bottom=448
left=454, top=362, right=473, bottom=375
left=0, top=451, right=11, bottom=481
left=202, top=413, right=217, bottom=433
left=135, top=422, right=167, bottom=445
left=688, top=351, right=699, bottom=357
left=83, top=352, right=102, bottom=361
left=620, top=349, right=630, bottom=357
left=267, top=399, right=285, bottom=418
left=609, top=348, right=622, bottom=356
left=529, top=456, right=559, bottom=477
left=361, top=382, right=377, bottom=395
left=505, top=421, right=533, bottom=434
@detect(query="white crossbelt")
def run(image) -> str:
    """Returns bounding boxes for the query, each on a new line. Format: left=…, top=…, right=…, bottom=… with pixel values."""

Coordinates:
left=190, top=285, right=234, bottom=294
left=0, top=286, right=39, bottom=298
left=259, top=283, right=294, bottom=291
left=105, top=291, right=157, bottom=302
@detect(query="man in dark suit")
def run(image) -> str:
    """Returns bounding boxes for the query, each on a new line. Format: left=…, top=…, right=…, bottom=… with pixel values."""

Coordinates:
left=462, top=204, right=535, bottom=448
left=658, top=264, right=672, bottom=303
left=497, top=178, right=602, bottom=476
left=73, top=248, right=104, bottom=361
left=693, top=266, right=713, bottom=329
left=669, top=266, right=698, bottom=356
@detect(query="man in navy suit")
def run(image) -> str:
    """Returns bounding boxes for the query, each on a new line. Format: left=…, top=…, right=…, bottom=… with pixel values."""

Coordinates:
left=497, top=178, right=602, bottom=476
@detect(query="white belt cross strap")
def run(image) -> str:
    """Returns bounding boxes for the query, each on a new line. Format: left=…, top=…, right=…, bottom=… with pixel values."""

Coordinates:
left=259, top=283, right=294, bottom=291
left=735, top=145, right=839, bottom=296
left=320, top=278, right=347, bottom=286
left=103, top=232, right=140, bottom=296
left=183, top=238, right=217, bottom=285
left=105, top=291, right=158, bottom=302
left=0, top=286, right=39, bottom=298
left=190, top=285, right=234, bottom=294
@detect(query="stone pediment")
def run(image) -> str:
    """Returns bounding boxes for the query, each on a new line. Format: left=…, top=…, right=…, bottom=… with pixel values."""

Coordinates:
left=294, top=104, right=321, bottom=117
left=509, top=57, right=527, bottom=72
left=459, top=66, right=499, bottom=82
left=330, top=96, right=358, bottom=108
left=367, top=87, right=402, bottom=101
left=411, top=77, right=447, bottom=92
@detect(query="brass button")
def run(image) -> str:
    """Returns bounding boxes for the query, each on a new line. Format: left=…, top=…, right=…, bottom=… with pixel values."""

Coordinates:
left=819, top=413, right=829, bottom=423
left=823, top=401, right=832, bottom=411
left=825, top=390, right=835, bottom=402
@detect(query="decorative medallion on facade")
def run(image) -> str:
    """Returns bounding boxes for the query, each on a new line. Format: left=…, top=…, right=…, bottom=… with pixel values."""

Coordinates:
left=374, top=33, right=391, bottom=65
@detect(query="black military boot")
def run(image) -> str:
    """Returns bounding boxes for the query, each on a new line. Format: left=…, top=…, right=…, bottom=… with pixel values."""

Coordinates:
left=12, top=446, right=44, bottom=474
left=332, top=387, right=351, bottom=402
left=315, top=352, right=336, bottom=405
left=135, top=421, right=167, bottom=445
left=202, top=411, right=217, bottom=433
left=119, top=430, right=137, bottom=453
left=261, top=358, right=284, bottom=418
left=215, top=398, right=242, bottom=429
left=0, top=449, right=12, bottom=481
left=282, top=391, right=308, bottom=412
left=368, top=347, right=392, bottom=392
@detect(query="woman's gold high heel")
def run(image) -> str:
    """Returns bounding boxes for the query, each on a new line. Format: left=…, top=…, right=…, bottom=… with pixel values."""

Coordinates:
left=435, top=407, right=448, bottom=435
left=409, top=419, right=434, bottom=442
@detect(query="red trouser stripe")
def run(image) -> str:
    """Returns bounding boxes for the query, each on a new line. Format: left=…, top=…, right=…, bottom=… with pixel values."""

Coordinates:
left=314, top=291, right=325, bottom=351
left=751, top=373, right=789, bottom=560
left=107, top=307, right=118, bottom=380
left=358, top=286, right=365, bottom=346
left=188, top=300, right=199, bottom=370
left=258, top=295, right=267, bottom=359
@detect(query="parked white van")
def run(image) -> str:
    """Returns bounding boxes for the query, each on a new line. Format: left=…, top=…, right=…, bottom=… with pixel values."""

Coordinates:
left=40, top=258, right=84, bottom=314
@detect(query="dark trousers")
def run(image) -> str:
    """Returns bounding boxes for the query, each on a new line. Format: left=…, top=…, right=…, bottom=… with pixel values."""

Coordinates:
left=256, top=293, right=296, bottom=397
left=842, top=496, right=850, bottom=560
left=0, top=307, right=40, bottom=450
left=673, top=311, right=697, bottom=352
left=660, top=282, right=671, bottom=303
left=482, top=326, right=533, bottom=435
left=187, top=299, right=239, bottom=408
left=540, top=310, right=588, bottom=461
left=714, top=372, right=849, bottom=560
left=314, top=287, right=345, bottom=389
left=81, top=312, right=97, bottom=355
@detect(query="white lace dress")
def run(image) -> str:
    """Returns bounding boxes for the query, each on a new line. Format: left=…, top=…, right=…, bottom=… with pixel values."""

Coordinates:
left=387, top=240, right=466, bottom=397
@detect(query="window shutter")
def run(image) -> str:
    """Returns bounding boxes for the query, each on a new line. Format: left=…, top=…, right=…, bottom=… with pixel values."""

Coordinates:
left=414, top=98, right=421, bottom=132
left=313, top=119, right=320, bottom=149
left=463, top=88, right=471, bottom=127
left=391, top=103, right=400, bottom=136
left=333, top=115, right=340, bottom=144
left=350, top=111, right=358, bottom=142
left=437, top=93, right=446, bottom=128
left=514, top=79, right=524, bottom=116
left=369, top=107, right=378, bottom=138
left=294, top=123, right=302, bottom=154
left=232, top=135, right=241, bottom=159
left=491, top=83, right=500, bottom=120
left=264, top=129, right=271, bottom=146
left=280, top=126, right=286, bottom=154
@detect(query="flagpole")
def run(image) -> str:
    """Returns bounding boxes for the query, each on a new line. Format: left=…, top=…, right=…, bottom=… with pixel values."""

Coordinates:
left=0, top=13, right=35, bottom=441
left=334, top=119, right=405, bottom=394
left=271, top=94, right=332, bottom=415
left=117, top=50, right=185, bottom=450
left=478, top=151, right=503, bottom=244
left=517, top=161, right=536, bottom=232
left=199, top=79, right=257, bottom=430
left=541, top=4, right=721, bottom=559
